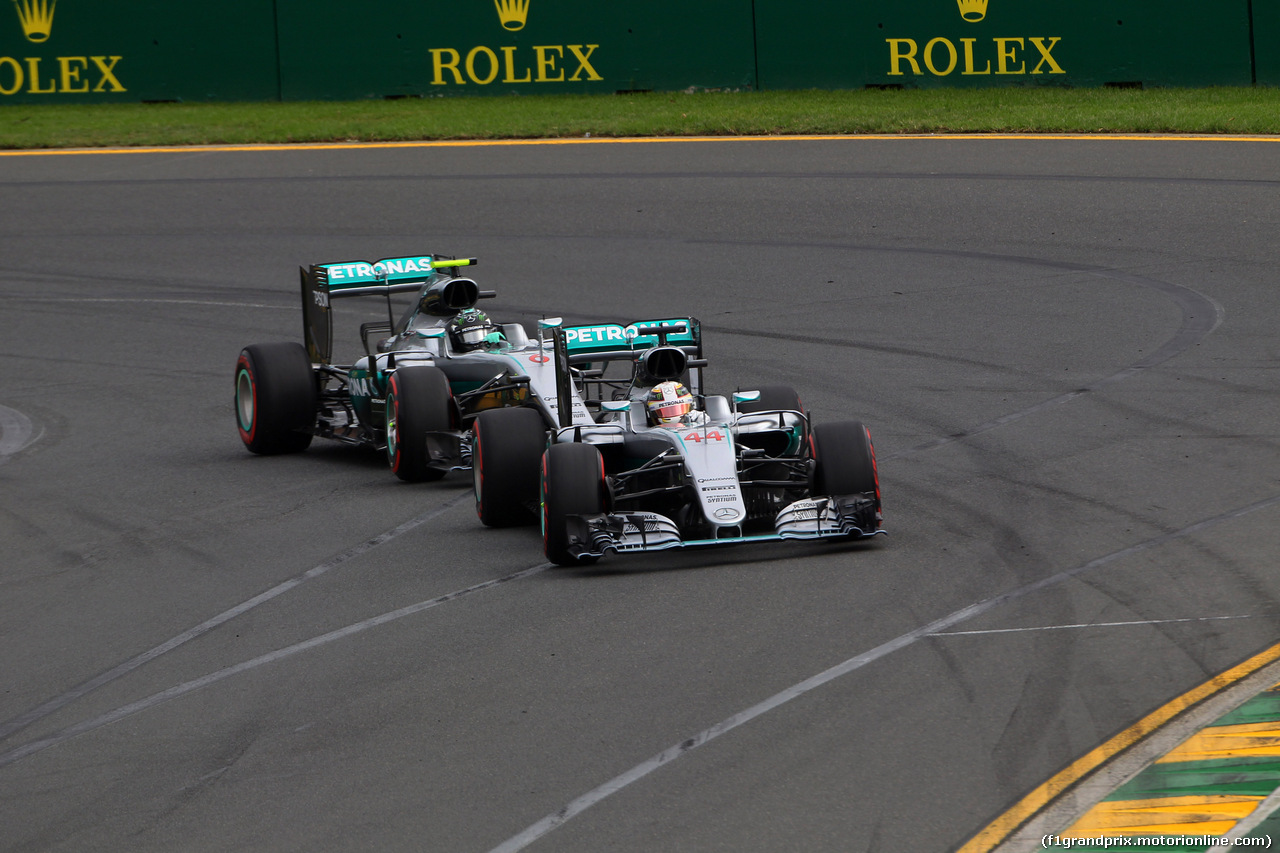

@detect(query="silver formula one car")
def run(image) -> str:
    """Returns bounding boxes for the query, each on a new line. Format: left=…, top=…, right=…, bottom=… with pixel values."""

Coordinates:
left=233, top=253, right=584, bottom=485
left=469, top=316, right=886, bottom=565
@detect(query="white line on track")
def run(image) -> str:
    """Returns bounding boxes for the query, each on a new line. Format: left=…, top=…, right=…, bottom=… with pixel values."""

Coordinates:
left=930, top=615, right=1255, bottom=635
left=0, top=561, right=550, bottom=769
left=0, top=493, right=470, bottom=743
left=487, top=494, right=1280, bottom=853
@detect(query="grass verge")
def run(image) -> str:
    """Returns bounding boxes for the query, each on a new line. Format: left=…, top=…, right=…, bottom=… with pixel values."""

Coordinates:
left=3, top=87, right=1280, bottom=149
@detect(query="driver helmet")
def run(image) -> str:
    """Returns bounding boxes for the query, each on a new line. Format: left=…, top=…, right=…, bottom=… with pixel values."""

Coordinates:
left=645, top=381, right=694, bottom=425
left=448, top=308, right=499, bottom=352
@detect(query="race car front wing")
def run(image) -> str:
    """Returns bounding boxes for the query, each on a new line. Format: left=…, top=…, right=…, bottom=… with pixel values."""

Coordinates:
left=561, top=494, right=884, bottom=560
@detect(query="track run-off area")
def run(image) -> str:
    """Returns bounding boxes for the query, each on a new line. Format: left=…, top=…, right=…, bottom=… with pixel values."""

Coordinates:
left=2, top=134, right=1279, bottom=852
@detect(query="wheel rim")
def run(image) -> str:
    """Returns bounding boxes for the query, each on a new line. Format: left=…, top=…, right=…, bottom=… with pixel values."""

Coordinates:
left=540, top=455, right=549, bottom=540
left=472, top=428, right=484, bottom=512
left=386, top=391, right=399, bottom=469
left=235, top=367, right=255, bottom=435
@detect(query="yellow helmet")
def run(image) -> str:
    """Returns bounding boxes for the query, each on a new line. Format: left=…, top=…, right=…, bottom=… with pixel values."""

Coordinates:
left=645, top=381, right=694, bottom=425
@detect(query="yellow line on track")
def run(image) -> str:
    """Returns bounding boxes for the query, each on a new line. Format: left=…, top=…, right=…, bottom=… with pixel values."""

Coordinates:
left=2, top=133, right=1279, bottom=157
left=958, top=640, right=1280, bottom=852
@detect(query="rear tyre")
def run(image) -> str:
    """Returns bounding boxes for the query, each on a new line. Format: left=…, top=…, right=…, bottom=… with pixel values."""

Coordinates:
left=235, top=342, right=316, bottom=455
left=473, top=407, right=547, bottom=527
left=541, top=442, right=605, bottom=567
left=812, top=421, right=879, bottom=505
left=387, top=366, right=453, bottom=482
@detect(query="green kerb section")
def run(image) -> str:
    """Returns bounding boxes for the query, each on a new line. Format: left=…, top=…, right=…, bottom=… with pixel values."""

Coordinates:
left=1107, top=756, right=1280, bottom=800
left=1037, top=685, right=1280, bottom=852
left=1213, top=692, right=1280, bottom=727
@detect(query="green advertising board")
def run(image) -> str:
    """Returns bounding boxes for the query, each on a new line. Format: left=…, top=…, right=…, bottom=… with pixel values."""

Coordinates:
left=0, top=1, right=279, bottom=103
left=0, top=1, right=1267, bottom=104
left=754, top=0, right=1254, bottom=90
left=1254, top=2, right=1280, bottom=85
left=275, top=0, right=757, bottom=100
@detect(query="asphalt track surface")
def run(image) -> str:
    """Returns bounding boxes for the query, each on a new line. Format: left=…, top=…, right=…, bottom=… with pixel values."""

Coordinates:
left=2, top=135, right=1279, bottom=852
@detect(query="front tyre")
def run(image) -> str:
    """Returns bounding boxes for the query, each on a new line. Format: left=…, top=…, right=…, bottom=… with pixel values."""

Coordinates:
left=541, top=442, right=605, bottom=567
left=812, top=421, right=879, bottom=508
left=235, top=342, right=316, bottom=455
left=474, top=407, right=547, bottom=527
left=386, top=366, right=453, bottom=482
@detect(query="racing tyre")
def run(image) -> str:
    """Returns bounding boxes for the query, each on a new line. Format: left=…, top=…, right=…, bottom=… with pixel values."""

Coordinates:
left=812, top=421, right=879, bottom=506
left=737, top=385, right=803, bottom=414
left=541, top=442, right=606, bottom=567
left=235, top=342, right=316, bottom=455
left=386, top=366, right=453, bottom=482
left=473, top=407, right=547, bottom=527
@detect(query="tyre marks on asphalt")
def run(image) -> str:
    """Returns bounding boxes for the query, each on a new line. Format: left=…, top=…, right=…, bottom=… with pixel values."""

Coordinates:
left=696, top=243, right=1225, bottom=462
left=0, top=492, right=471, bottom=743
left=973, top=650, right=1280, bottom=852
left=488, top=495, right=1280, bottom=853
left=0, top=404, right=38, bottom=465
left=0, top=560, right=549, bottom=770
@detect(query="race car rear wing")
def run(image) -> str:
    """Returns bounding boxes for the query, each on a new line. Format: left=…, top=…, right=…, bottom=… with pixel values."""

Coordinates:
left=559, top=318, right=701, bottom=363
left=299, top=254, right=478, bottom=364
left=548, top=317, right=706, bottom=427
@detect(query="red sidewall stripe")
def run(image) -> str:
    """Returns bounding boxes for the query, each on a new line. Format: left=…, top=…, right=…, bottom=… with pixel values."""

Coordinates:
left=236, top=357, right=257, bottom=444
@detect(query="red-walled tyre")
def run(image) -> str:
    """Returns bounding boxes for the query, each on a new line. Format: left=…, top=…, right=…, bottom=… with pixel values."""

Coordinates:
left=234, top=342, right=316, bottom=455
left=473, top=407, right=547, bottom=527
left=386, top=366, right=452, bottom=482
left=812, top=420, right=879, bottom=508
left=541, top=442, right=606, bottom=567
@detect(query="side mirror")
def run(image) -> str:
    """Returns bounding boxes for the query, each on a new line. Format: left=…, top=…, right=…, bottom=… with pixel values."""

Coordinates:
left=733, top=390, right=762, bottom=405
left=539, top=317, right=563, bottom=330
left=600, top=400, right=629, bottom=413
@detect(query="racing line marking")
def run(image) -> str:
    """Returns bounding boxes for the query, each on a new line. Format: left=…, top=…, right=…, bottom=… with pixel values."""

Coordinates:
left=0, top=493, right=471, bottom=743
left=930, top=615, right=1257, bottom=636
left=487, top=494, right=1280, bottom=853
left=0, top=560, right=551, bottom=770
